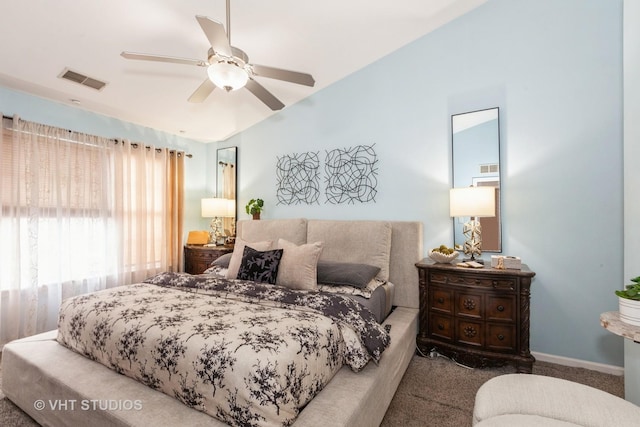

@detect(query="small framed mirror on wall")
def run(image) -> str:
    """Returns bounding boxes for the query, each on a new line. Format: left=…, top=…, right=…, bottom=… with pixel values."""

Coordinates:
left=451, top=107, right=501, bottom=253
left=216, top=146, right=237, bottom=239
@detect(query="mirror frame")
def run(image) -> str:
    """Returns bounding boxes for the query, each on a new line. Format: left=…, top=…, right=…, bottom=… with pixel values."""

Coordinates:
left=451, top=107, right=502, bottom=253
left=216, top=146, right=237, bottom=219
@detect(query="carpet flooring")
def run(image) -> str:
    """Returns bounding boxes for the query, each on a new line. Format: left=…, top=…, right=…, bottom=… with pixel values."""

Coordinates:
left=0, top=353, right=624, bottom=427
left=381, top=355, right=623, bottom=427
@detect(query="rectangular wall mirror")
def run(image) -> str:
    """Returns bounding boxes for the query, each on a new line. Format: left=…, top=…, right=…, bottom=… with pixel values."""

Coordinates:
left=217, top=146, right=237, bottom=237
left=452, top=107, right=501, bottom=253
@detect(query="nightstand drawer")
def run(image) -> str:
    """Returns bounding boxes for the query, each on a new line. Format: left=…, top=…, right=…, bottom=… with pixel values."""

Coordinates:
left=456, top=292, right=482, bottom=318
left=486, top=323, right=516, bottom=351
left=429, top=313, right=453, bottom=341
left=456, top=319, right=483, bottom=347
left=188, top=249, right=215, bottom=260
left=430, top=288, right=453, bottom=313
left=187, top=251, right=216, bottom=265
left=430, top=271, right=516, bottom=290
left=486, top=295, right=516, bottom=321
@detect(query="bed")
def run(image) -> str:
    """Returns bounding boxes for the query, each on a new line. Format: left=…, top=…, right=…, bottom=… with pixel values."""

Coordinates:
left=1, top=218, right=423, bottom=426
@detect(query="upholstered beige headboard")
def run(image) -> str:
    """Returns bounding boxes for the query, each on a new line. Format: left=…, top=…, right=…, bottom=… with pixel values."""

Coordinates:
left=237, top=218, right=423, bottom=309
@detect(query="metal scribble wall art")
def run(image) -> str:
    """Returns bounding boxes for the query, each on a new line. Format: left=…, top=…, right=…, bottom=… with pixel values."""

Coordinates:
left=276, top=144, right=378, bottom=205
left=276, top=151, right=321, bottom=205
left=325, top=144, right=378, bottom=204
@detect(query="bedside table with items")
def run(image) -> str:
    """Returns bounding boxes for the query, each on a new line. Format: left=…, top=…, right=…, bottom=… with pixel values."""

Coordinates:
left=416, top=258, right=536, bottom=373
left=184, top=245, right=234, bottom=275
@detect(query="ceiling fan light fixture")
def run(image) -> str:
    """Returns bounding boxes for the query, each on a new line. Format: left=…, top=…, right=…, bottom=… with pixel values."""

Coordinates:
left=207, top=61, right=248, bottom=92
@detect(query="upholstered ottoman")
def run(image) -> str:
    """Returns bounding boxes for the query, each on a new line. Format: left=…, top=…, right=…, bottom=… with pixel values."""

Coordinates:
left=473, top=374, right=640, bottom=427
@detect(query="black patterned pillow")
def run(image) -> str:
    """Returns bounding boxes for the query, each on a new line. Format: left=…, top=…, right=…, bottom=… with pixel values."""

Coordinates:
left=237, top=245, right=284, bottom=284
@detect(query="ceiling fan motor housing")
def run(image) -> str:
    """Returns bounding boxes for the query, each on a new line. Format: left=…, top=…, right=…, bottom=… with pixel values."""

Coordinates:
left=206, top=47, right=251, bottom=91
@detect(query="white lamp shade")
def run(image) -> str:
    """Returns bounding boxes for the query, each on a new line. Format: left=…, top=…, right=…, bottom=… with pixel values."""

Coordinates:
left=207, top=61, right=248, bottom=91
left=201, top=198, right=229, bottom=217
left=449, top=187, right=496, bottom=218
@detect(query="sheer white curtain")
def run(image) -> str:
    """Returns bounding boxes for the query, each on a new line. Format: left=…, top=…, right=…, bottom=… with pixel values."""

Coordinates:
left=223, top=163, right=236, bottom=200
left=222, top=163, right=236, bottom=233
left=0, top=116, right=183, bottom=348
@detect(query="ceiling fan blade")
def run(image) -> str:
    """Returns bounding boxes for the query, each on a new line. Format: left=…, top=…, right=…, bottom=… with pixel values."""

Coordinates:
left=251, top=64, right=315, bottom=87
left=121, top=51, right=207, bottom=67
left=188, top=79, right=216, bottom=103
left=245, top=79, right=285, bottom=111
left=196, top=15, right=232, bottom=58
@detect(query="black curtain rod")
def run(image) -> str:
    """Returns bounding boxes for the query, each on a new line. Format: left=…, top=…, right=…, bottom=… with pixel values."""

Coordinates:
left=2, top=115, right=192, bottom=158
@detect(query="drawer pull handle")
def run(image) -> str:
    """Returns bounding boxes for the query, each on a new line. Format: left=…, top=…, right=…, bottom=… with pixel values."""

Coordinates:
left=463, top=326, right=477, bottom=338
left=437, top=297, right=445, bottom=304
left=497, top=334, right=505, bottom=341
left=463, top=299, right=476, bottom=310
left=438, top=324, right=445, bottom=331
left=497, top=305, right=505, bottom=312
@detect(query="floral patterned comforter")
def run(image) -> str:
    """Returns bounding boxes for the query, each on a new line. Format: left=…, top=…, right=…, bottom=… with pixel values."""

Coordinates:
left=56, top=272, right=390, bottom=426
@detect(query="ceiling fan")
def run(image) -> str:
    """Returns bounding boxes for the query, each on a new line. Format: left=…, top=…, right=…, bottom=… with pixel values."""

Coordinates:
left=120, top=0, right=315, bottom=110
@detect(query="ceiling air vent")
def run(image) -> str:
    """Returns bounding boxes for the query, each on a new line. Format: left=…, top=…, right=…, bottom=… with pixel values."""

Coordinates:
left=58, top=68, right=107, bottom=91
left=479, top=163, right=499, bottom=174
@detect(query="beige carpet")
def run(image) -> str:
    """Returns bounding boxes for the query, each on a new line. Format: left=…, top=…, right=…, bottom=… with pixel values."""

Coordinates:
left=381, top=355, right=624, bottom=427
left=0, top=353, right=624, bottom=427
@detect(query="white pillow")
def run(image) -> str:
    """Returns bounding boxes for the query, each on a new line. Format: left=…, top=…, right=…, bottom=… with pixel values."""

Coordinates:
left=276, top=238, right=323, bottom=290
left=226, top=238, right=274, bottom=279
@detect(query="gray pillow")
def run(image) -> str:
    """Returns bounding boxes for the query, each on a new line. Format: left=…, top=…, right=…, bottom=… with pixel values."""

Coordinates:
left=317, top=261, right=381, bottom=289
left=211, top=252, right=232, bottom=267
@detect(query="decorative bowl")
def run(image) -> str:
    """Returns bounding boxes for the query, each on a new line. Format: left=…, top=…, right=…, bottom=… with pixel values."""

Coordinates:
left=429, top=250, right=460, bottom=264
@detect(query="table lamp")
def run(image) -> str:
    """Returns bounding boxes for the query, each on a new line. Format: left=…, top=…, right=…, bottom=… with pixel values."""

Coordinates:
left=450, top=187, right=496, bottom=263
left=201, top=197, right=229, bottom=245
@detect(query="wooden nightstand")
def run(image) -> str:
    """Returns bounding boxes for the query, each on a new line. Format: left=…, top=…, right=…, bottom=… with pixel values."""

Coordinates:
left=416, top=258, right=536, bottom=373
left=184, top=245, right=234, bottom=274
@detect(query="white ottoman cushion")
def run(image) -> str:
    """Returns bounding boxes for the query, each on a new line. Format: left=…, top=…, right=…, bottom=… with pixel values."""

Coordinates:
left=475, top=414, right=582, bottom=426
left=473, top=374, right=640, bottom=427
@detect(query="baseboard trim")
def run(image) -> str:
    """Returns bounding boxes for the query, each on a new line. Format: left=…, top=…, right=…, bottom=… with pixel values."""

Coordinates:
left=532, top=351, right=624, bottom=376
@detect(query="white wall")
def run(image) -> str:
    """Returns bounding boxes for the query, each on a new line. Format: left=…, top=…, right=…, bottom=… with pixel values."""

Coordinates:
left=622, top=0, right=640, bottom=393
left=226, top=0, right=625, bottom=366
left=625, top=0, right=640, bottom=277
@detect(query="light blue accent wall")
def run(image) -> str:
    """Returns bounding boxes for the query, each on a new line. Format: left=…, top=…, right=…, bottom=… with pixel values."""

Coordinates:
left=226, top=0, right=624, bottom=366
left=0, top=86, right=212, bottom=236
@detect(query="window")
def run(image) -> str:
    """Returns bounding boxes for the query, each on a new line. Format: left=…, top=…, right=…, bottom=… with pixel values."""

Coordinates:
left=0, top=116, right=184, bottom=346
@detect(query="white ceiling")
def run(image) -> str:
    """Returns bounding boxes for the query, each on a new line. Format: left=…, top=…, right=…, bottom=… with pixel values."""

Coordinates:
left=0, top=0, right=486, bottom=142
